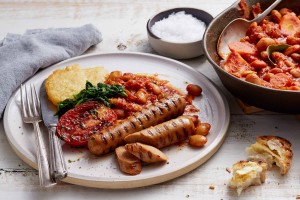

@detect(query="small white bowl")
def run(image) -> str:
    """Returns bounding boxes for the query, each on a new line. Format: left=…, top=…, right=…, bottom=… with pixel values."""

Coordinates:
left=147, top=7, right=213, bottom=60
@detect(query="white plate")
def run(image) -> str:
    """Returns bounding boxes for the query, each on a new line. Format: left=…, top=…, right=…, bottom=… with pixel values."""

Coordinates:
left=4, top=52, right=230, bottom=188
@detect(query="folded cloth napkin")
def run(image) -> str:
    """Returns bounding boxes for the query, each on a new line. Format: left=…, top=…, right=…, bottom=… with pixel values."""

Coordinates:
left=0, top=24, right=102, bottom=118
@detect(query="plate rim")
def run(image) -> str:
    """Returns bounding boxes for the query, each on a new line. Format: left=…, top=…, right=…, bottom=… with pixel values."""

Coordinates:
left=3, top=52, right=230, bottom=188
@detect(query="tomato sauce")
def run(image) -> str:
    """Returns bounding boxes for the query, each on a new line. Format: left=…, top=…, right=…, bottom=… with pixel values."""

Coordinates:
left=221, top=5, right=300, bottom=91
left=105, top=71, right=199, bottom=118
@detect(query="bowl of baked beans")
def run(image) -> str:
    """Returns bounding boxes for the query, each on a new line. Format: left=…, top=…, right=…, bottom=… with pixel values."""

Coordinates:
left=203, top=0, right=300, bottom=113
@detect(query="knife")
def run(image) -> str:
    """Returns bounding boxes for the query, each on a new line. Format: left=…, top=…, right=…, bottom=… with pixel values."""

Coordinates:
left=40, top=80, right=68, bottom=182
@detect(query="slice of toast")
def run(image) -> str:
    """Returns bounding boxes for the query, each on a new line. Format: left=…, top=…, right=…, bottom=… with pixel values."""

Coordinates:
left=229, top=160, right=268, bottom=196
left=246, top=136, right=293, bottom=175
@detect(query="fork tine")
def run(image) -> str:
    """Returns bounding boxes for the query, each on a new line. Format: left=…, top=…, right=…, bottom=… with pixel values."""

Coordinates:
left=20, top=84, right=27, bottom=118
left=31, top=84, right=39, bottom=116
left=25, top=85, right=33, bottom=117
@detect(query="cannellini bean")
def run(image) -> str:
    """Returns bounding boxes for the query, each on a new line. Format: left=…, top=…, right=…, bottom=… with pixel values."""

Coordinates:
left=271, top=10, right=282, bottom=23
left=256, top=37, right=276, bottom=51
left=284, top=45, right=300, bottom=56
left=135, top=89, right=148, bottom=104
left=195, top=123, right=211, bottom=136
left=269, top=67, right=283, bottom=74
left=271, top=52, right=286, bottom=63
left=122, top=73, right=134, bottom=81
left=291, top=53, right=300, bottom=62
left=286, top=36, right=300, bottom=45
left=250, top=60, right=267, bottom=70
left=260, top=51, right=269, bottom=60
left=112, top=108, right=126, bottom=119
left=249, top=22, right=257, bottom=28
left=108, top=71, right=122, bottom=80
left=262, top=73, right=273, bottom=82
left=240, top=36, right=250, bottom=42
left=189, top=135, right=207, bottom=147
left=186, top=84, right=202, bottom=96
left=284, top=60, right=295, bottom=68
left=279, top=8, right=292, bottom=16
left=146, top=82, right=161, bottom=95
left=290, top=68, right=300, bottom=78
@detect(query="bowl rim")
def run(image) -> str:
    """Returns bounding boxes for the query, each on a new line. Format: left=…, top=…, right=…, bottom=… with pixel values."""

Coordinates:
left=147, top=7, right=213, bottom=44
left=203, top=1, right=300, bottom=94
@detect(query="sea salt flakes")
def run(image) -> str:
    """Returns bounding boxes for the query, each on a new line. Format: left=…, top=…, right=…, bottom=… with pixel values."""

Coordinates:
left=151, top=11, right=206, bottom=43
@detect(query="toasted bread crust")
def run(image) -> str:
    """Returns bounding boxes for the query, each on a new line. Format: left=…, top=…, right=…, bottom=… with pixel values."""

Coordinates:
left=247, top=135, right=293, bottom=175
left=229, top=160, right=268, bottom=196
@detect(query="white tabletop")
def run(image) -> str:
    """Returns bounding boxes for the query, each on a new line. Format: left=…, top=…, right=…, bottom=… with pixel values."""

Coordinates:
left=0, top=1, right=299, bottom=200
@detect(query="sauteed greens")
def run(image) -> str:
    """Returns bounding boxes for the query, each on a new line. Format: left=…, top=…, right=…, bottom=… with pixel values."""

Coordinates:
left=55, top=81, right=127, bottom=117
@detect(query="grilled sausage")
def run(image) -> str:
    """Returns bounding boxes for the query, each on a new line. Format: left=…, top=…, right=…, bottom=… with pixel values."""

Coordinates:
left=124, top=116, right=195, bottom=149
left=88, top=95, right=186, bottom=155
left=125, top=143, right=167, bottom=163
left=115, top=146, right=142, bottom=175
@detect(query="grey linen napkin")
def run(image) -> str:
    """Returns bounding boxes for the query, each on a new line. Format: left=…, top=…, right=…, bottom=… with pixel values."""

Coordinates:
left=0, top=24, right=102, bottom=117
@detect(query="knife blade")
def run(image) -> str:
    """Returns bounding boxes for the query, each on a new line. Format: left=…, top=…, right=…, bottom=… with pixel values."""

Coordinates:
left=40, top=80, right=68, bottom=182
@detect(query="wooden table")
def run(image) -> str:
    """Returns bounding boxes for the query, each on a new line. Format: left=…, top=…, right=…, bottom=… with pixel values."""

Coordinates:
left=0, top=1, right=299, bottom=199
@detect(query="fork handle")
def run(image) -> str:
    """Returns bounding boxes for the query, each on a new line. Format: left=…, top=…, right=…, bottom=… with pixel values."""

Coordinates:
left=48, top=124, right=68, bottom=182
left=33, top=121, right=55, bottom=187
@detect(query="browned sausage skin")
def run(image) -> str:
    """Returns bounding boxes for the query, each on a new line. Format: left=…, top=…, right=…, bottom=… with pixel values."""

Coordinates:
left=88, top=95, right=186, bottom=156
left=125, top=143, right=167, bottom=163
left=115, top=146, right=142, bottom=175
left=124, top=116, right=195, bottom=149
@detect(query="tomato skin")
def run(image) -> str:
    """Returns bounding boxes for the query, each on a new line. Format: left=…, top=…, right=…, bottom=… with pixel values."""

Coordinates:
left=56, top=101, right=117, bottom=147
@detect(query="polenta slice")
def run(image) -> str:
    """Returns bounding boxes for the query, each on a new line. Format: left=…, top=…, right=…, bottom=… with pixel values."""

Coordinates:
left=45, top=65, right=108, bottom=106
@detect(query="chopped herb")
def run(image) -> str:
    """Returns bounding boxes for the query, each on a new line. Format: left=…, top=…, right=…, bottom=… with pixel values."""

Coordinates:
left=55, top=81, right=127, bottom=117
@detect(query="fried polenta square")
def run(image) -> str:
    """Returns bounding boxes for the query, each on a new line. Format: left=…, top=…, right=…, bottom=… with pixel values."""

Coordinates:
left=45, top=65, right=108, bottom=106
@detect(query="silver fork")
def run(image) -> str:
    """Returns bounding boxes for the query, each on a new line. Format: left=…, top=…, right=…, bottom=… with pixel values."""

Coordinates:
left=20, top=84, right=55, bottom=187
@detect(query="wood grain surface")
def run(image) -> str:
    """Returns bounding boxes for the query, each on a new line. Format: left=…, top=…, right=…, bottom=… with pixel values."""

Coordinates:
left=0, top=1, right=299, bottom=200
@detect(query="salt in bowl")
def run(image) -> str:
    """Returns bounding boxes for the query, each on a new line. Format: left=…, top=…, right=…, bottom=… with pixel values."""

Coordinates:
left=147, top=7, right=213, bottom=59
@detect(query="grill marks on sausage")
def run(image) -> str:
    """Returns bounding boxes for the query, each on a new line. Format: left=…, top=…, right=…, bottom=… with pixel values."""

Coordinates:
left=158, top=106, right=164, bottom=115
left=144, top=113, right=150, bottom=121
left=88, top=95, right=186, bottom=156
left=147, top=129, right=154, bottom=136
left=124, top=116, right=195, bottom=149
left=117, top=130, right=122, bottom=137
left=136, top=117, right=143, bottom=125
left=130, top=121, right=136, bottom=129
left=109, top=132, right=114, bottom=141
left=123, top=125, right=129, bottom=133
left=150, top=109, right=157, bottom=118
left=101, top=134, right=108, bottom=145
left=124, top=143, right=167, bottom=163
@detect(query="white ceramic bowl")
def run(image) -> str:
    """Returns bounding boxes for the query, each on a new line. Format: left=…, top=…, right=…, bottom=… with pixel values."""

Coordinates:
left=147, top=7, right=213, bottom=60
